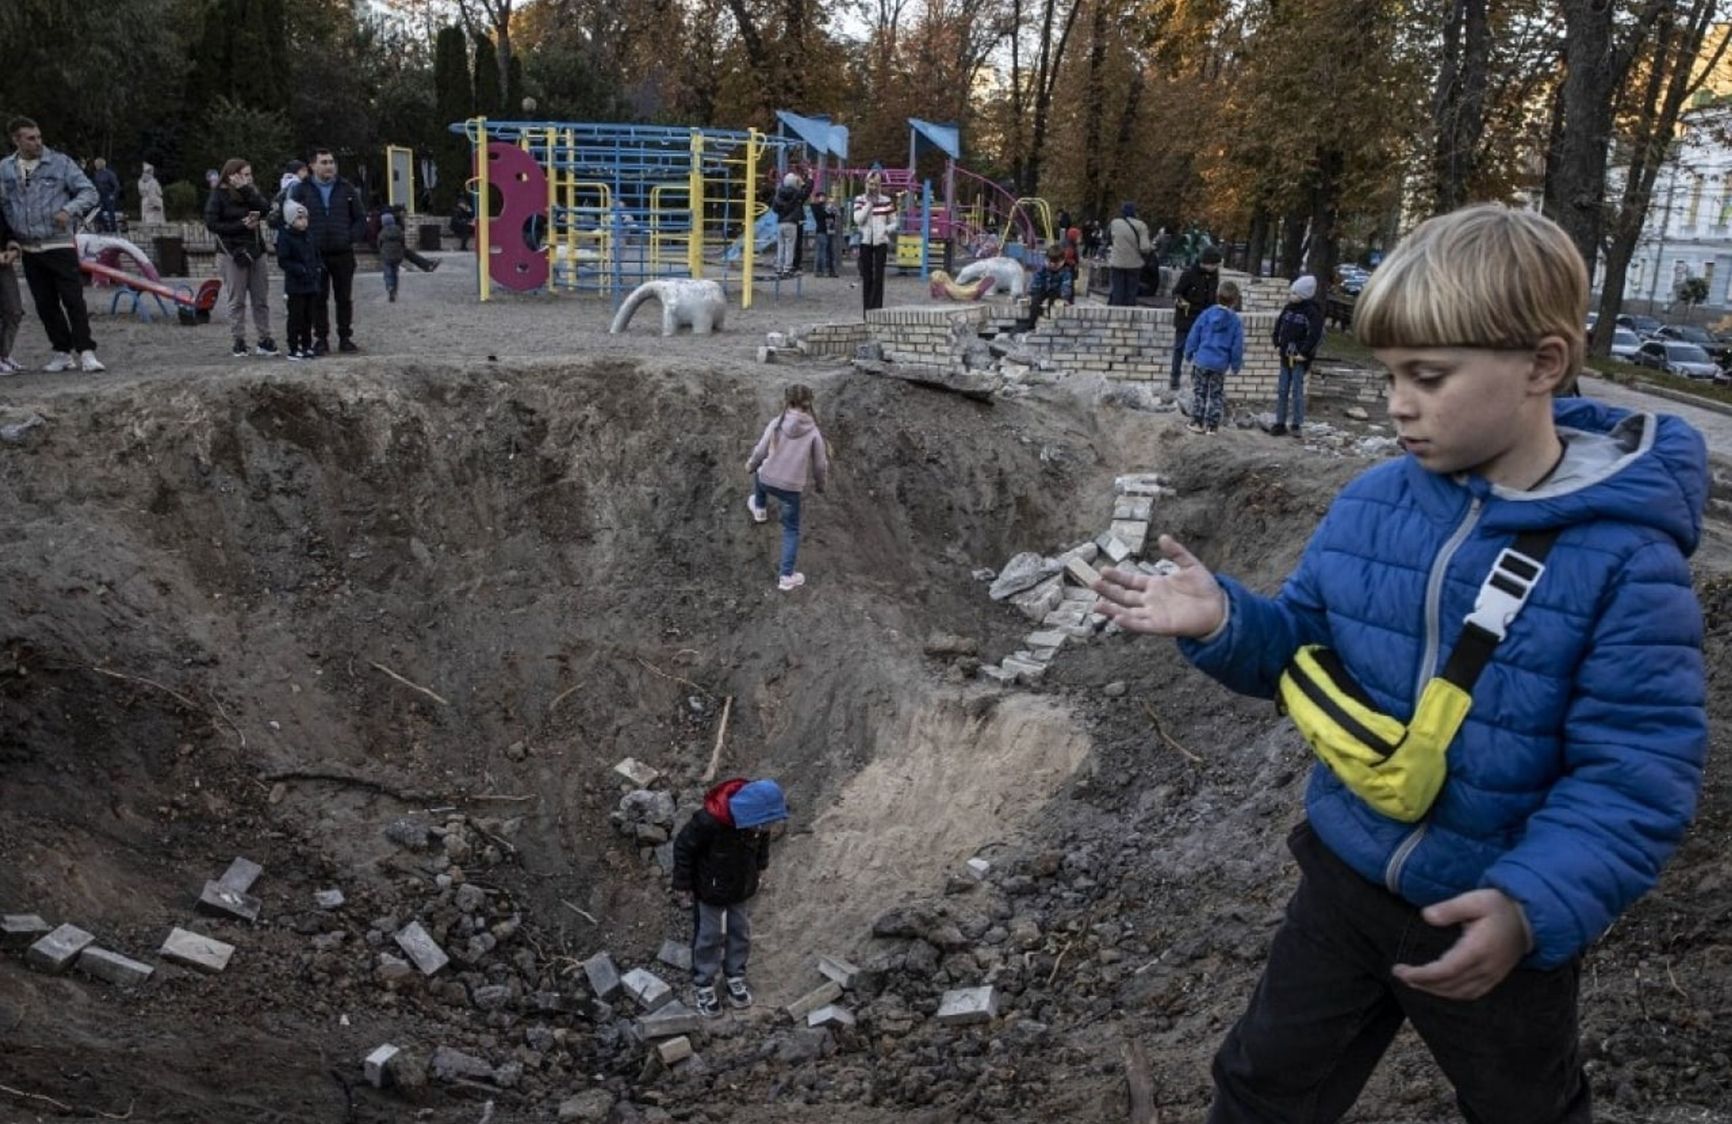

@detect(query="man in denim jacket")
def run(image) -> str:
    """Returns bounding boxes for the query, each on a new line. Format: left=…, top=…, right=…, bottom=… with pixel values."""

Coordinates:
left=0, top=117, right=102, bottom=372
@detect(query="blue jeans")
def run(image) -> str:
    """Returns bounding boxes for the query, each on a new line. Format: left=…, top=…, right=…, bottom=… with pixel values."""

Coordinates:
left=753, top=475, right=802, bottom=577
left=1170, top=334, right=1187, bottom=388
left=1192, top=366, right=1227, bottom=429
left=382, top=260, right=399, bottom=294
left=691, top=899, right=751, bottom=986
left=1277, top=357, right=1308, bottom=428
left=814, top=231, right=834, bottom=275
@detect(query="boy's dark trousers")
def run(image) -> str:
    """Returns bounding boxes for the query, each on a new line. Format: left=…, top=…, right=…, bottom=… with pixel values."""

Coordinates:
left=286, top=293, right=317, bottom=353
left=21, top=248, right=95, bottom=354
left=1208, top=822, right=1590, bottom=1124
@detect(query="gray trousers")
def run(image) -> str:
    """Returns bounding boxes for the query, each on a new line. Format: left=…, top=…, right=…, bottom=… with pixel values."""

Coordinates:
left=219, top=253, right=272, bottom=341
left=776, top=223, right=797, bottom=272
left=691, top=899, right=752, bottom=986
left=0, top=264, right=21, bottom=359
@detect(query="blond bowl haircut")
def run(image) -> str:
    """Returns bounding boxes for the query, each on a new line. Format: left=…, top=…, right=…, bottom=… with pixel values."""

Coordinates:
left=1354, top=204, right=1589, bottom=380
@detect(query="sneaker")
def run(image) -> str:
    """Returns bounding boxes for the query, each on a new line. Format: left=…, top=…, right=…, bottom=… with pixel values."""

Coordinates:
left=80, top=351, right=106, bottom=373
left=312, top=338, right=329, bottom=356
left=387, top=288, right=397, bottom=302
left=1269, top=423, right=1288, bottom=436
left=693, top=986, right=721, bottom=1018
left=0, top=357, right=17, bottom=374
left=338, top=339, right=359, bottom=354
left=232, top=339, right=249, bottom=358
left=256, top=338, right=279, bottom=357
left=1205, top=426, right=1219, bottom=436
left=1291, top=426, right=1305, bottom=439
left=746, top=495, right=767, bottom=524
left=426, top=259, right=442, bottom=272
left=777, top=572, right=805, bottom=592
left=724, top=976, right=752, bottom=1009
left=1185, top=422, right=1205, bottom=435
left=43, top=351, right=74, bottom=372
left=285, top=350, right=305, bottom=362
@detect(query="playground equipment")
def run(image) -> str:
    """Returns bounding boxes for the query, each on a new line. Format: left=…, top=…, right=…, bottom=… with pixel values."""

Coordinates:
left=454, top=119, right=799, bottom=309
left=386, top=145, right=417, bottom=214
left=80, top=261, right=220, bottom=324
left=78, top=233, right=161, bottom=282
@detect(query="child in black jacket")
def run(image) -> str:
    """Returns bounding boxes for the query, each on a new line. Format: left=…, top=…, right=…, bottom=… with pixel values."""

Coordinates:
left=1269, top=274, right=1326, bottom=436
left=671, top=777, right=788, bottom=1017
left=276, top=201, right=325, bottom=361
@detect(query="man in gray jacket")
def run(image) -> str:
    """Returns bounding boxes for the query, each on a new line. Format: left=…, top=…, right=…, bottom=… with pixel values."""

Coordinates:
left=1106, top=201, right=1153, bottom=307
left=0, top=118, right=103, bottom=372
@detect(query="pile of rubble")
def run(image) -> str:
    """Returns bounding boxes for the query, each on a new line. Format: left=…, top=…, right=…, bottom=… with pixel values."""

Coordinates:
left=973, top=473, right=1177, bottom=686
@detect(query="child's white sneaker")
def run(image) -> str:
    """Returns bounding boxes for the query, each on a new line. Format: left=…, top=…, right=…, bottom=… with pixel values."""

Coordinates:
left=724, top=976, right=752, bottom=1009
left=79, top=350, right=106, bottom=373
left=777, top=573, right=805, bottom=592
left=746, top=495, right=767, bottom=523
left=693, top=985, right=721, bottom=1018
left=43, top=351, right=74, bottom=372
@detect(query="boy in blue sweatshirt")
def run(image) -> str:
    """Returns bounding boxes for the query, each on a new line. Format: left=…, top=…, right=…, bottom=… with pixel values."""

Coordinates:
left=1095, top=204, right=1706, bottom=1122
left=1021, top=243, right=1075, bottom=330
left=1183, top=278, right=1243, bottom=434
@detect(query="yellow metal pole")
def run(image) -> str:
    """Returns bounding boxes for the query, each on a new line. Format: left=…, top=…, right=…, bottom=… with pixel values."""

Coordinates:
left=474, top=117, right=491, bottom=302
left=743, top=128, right=759, bottom=310
left=689, top=131, right=704, bottom=279
left=543, top=127, right=557, bottom=283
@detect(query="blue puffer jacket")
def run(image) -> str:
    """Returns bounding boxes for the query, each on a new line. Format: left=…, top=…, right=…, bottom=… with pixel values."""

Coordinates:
left=1184, top=304, right=1244, bottom=374
left=1181, top=398, right=1707, bottom=969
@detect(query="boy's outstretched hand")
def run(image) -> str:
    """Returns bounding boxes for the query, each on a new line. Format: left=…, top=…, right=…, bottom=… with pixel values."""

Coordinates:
left=1093, top=534, right=1228, bottom=639
left=1392, top=888, right=1530, bottom=1001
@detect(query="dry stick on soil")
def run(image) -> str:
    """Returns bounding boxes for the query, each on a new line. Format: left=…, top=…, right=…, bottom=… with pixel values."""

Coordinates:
left=0, top=1082, right=134, bottom=1120
left=701, top=695, right=734, bottom=783
left=89, top=666, right=245, bottom=748
left=1122, top=1038, right=1161, bottom=1124
left=260, top=768, right=426, bottom=803
left=1140, top=701, right=1203, bottom=765
left=633, top=655, right=713, bottom=697
left=562, top=900, right=600, bottom=925
left=549, top=683, right=582, bottom=711
left=371, top=661, right=450, bottom=706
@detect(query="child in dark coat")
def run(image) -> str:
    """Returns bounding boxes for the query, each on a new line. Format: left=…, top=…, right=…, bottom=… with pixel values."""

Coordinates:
left=276, top=200, right=325, bottom=361
left=1024, top=243, right=1075, bottom=329
left=378, top=213, right=406, bottom=302
left=1269, top=274, right=1326, bottom=436
left=672, top=778, right=788, bottom=1017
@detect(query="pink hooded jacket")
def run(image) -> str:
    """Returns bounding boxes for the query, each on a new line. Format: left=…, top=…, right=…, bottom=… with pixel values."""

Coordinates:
left=747, top=409, right=828, bottom=493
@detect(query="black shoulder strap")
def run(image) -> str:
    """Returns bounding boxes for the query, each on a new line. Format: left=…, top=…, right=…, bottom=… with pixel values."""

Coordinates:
left=1438, top=528, right=1562, bottom=692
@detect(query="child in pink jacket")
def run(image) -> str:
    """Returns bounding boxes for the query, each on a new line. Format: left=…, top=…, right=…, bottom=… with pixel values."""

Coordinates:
left=745, top=383, right=829, bottom=591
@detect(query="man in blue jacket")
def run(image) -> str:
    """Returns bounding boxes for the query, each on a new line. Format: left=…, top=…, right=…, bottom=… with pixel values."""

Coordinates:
left=1096, top=205, right=1706, bottom=1123
left=288, top=148, right=367, bottom=354
left=0, top=118, right=103, bottom=372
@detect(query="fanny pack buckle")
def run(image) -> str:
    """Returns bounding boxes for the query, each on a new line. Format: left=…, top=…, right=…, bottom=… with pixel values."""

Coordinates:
left=1464, top=547, right=1546, bottom=640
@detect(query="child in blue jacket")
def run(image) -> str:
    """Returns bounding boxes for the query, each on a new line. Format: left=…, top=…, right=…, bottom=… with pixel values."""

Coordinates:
left=1021, top=243, right=1075, bottom=329
left=1183, top=279, right=1243, bottom=434
left=1096, top=205, right=1706, bottom=1123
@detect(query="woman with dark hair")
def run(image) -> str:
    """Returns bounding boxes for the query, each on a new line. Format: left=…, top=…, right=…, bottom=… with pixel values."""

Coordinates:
left=204, top=157, right=276, bottom=357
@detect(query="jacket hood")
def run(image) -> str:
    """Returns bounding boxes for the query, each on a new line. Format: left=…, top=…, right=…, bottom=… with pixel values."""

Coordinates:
left=777, top=409, right=816, bottom=439
left=728, top=779, right=788, bottom=828
left=703, top=778, right=749, bottom=826
left=1447, top=399, right=1707, bottom=555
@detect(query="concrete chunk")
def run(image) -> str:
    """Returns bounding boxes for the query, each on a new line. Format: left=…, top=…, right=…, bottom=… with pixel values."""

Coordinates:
left=966, top=857, right=992, bottom=879
left=160, top=927, right=236, bottom=974
left=1094, top=533, right=1131, bottom=565
left=1000, top=657, right=1046, bottom=684
left=784, top=979, right=843, bottom=1021
left=937, top=985, right=999, bottom=1026
left=621, top=967, right=673, bottom=1011
left=806, top=1004, right=856, bottom=1029
left=364, top=1044, right=400, bottom=1089
left=1024, top=630, right=1067, bottom=650
left=583, top=951, right=623, bottom=1000
left=314, top=889, right=346, bottom=910
left=431, top=1045, right=494, bottom=1083
left=613, top=757, right=660, bottom=787
left=216, top=857, right=264, bottom=894
left=816, top=954, right=860, bottom=989
left=1, top=914, right=52, bottom=947
left=657, top=1035, right=694, bottom=1064
left=637, top=1001, right=702, bottom=1039
left=26, top=924, right=94, bottom=974
left=1062, top=555, right=1101, bottom=588
left=1109, top=520, right=1150, bottom=556
left=198, top=880, right=261, bottom=923
left=1113, top=495, right=1154, bottom=522
left=394, top=921, right=450, bottom=976
left=656, top=939, right=693, bottom=973
left=1114, top=472, right=1169, bottom=496
left=76, top=947, right=155, bottom=988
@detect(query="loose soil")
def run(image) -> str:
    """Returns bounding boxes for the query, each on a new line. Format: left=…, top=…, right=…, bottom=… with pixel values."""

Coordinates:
left=0, top=258, right=1728, bottom=1123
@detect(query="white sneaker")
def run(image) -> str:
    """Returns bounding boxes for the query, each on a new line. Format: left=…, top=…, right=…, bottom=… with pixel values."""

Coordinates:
left=777, top=572, right=805, bottom=592
left=79, top=350, right=106, bottom=373
left=43, top=351, right=74, bottom=372
left=0, top=357, right=17, bottom=374
left=746, top=495, right=768, bottom=523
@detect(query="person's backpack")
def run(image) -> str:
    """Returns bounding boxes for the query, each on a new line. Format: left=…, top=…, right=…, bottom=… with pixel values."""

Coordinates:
left=1274, top=306, right=1313, bottom=354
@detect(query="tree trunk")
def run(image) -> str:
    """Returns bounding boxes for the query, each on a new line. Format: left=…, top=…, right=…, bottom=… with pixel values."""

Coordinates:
left=1009, top=0, right=1024, bottom=191
left=1026, top=0, right=1081, bottom=196
left=1279, top=207, right=1307, bottom=280
left=1305, top=147, right=1343, bottom=287
left=1544, top=0, right=1618, bottom=269
left=1110, top=61, right=1146, bottom=215
left=1430, top=0, right=1490, bottom=211
left=1081, top=0, right=1110, bottom=220
left=1246, top=207, right=1269, bottom=278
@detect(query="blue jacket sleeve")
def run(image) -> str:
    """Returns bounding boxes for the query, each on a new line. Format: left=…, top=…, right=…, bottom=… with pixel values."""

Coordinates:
left=1229, top=317, right=1245, bottom=373
left=1177, top=503, right=1337, bottom=697
left=62, top=157, right=98, bottom=220
left=1480, top=540, right=1707, bottom=968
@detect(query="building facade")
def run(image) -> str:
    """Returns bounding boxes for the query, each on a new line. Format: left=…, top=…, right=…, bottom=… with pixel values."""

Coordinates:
left=1604, top=101, right=1732, bottom=315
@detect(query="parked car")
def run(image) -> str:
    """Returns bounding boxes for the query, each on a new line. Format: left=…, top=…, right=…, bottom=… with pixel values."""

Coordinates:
left=1609, top=328, right=1643, bottom=361
left=1616, top=313, right=1665, bottom=338
left=1632, top=339, right=1720, bottom=379
left=1653, top=323, right=1732, bottom=365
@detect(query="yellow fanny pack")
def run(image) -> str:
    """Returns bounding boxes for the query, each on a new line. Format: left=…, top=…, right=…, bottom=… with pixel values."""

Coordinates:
left=1277, top=529, right=1558, bottom=822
